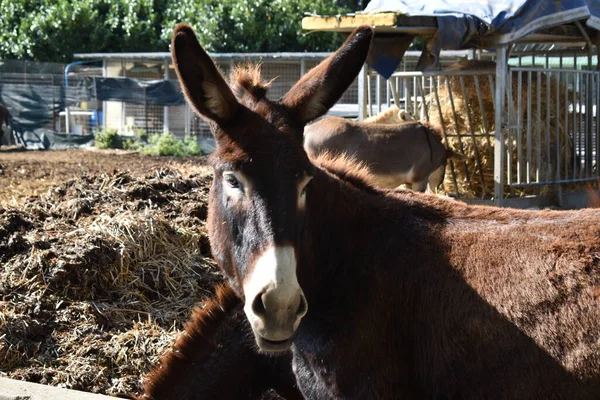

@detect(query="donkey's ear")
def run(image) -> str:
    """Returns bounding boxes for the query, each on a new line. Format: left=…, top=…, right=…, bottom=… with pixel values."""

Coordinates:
left=171, top=24, right=239, bottom=125
left=281, top=26, right=373, bottom=125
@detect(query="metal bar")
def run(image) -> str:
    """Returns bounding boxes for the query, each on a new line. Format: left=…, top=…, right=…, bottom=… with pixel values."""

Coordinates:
left=433, top=78, right=459, bottom=194
left=389, top=80, right=400, bottom=109
left=546, top=71, right=551, bottom=182
left=586, top=69, right=595, bottom=177
left=376, top=74, right=382, bottom=114
left=536, top=71, right=541, bottom=182
left=51, top=75, right=56, bottom=131
left=517, top=70, right=523, bottom=183
left=391, top=70, right=495, bottom=78
left=368, top=74, right=373, bottom=117
left=358, top=64, right=368, bottom=120
left=121, top=60, right=126, bottom=135
left=596, top=73, right=600, bottom=178
left=508, top=176, right=600, bottom=186
left=494, top=46, right=507, bottom=206
left=473, top=75, right=494, bottom=161
left=163, top=59, right=169, bottom=134
left=459, top=75, right=486, bottom=197
left=93, top=77, right=99, bottom=133
left=572, top=71, right=577, bottom=180
left=577, top=71, right=583, bottom=179
left=386, top=77, right=391, bottom=108
left=184, top=103, right=191, bottom=136
left=507, top=68, right=513, bottom=186
left=446, top=77, right=472, bottom=191
left=102, top=60, right=107, bottom=129
left=597, top=73, right=600, bottom=178
left=556, top=72, right=562, bottom=184
left=416, top=78, right=429, bottom=122
left=526, top=70, right=532, bottom=183
left=413, top=75, right=418, bottom=114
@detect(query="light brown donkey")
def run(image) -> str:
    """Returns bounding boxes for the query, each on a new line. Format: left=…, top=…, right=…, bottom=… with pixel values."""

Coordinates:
left=170, top=23, right=600, bottom=399
left=304, top=117, right=464, bottom=192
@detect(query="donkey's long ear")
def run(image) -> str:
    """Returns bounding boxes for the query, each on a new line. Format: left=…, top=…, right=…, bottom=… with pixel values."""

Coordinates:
left=171, top=24, right=239, bottom=125
left=281, top=26, right=373, bottom=125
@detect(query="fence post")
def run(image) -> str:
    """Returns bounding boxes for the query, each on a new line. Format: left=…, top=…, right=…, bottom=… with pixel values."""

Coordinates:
left=102, top=60, right=107, bottom=129
left=163, top=59, right=169, bottom=134
left=358, top=64, right=368, bottom=121
left=494, top=45, right=507, bottom=207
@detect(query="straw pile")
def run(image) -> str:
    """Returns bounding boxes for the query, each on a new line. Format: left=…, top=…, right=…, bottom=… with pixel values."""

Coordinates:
left=0, top=166, right=225, bottom=396
left=426, top=60, right=575, bottom=198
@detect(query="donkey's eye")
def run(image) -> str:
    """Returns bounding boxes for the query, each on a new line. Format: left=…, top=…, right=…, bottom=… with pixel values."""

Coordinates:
left=224, top=173, right=240, bottom=189
left=300, top=177, right=313, bottom=196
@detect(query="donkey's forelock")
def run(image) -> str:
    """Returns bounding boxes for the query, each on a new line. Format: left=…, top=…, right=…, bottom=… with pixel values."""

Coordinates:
left=230, top=64, right=275, bottom=103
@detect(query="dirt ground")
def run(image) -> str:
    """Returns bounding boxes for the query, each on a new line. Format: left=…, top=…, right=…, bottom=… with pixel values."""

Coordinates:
left=0, top=147, right=210, bottom=207
left=0, top=147, right=233, bottom=397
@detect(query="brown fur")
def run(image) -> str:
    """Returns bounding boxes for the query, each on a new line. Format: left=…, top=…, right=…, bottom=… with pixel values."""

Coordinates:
left=171, top=23, right=600, bottom=399
left=311, top=152, right=379, bottom=193
left=230, top=63, right=274, bottom=102
left=139, top=283, right=302, bottom=400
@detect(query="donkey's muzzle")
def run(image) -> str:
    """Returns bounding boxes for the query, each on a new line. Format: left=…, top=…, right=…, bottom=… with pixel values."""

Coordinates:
left=248, top=287, right=307, bottom=352
left=242, top=245, right=307, bottom=352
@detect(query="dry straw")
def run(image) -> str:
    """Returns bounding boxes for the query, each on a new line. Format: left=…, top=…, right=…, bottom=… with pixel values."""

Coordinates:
left=0, top=167, right=222, bottom=396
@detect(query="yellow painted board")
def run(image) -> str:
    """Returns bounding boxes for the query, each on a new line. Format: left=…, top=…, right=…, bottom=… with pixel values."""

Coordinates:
left=302, top=13, right=401, bottom=31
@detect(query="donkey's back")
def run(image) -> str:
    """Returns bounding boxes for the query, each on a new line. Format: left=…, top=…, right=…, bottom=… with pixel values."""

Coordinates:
left=360, top=191, right=600, bottom=398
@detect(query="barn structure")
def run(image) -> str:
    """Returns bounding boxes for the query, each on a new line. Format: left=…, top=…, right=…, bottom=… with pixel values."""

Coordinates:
left=303, top=0, right=600, bottom=208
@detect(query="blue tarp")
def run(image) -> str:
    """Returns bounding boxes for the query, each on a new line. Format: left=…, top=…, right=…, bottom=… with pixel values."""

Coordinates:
left=0, top=77, right=185, bottom=149
left=364, top=0, right=600, bottom=77
left=93, top=78, right=186, bottom=106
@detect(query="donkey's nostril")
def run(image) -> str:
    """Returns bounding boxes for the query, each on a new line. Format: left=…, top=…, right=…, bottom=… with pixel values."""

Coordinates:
left=251, top=291, right=267, bottom=317
left=296, top=294, right=308, bottom=318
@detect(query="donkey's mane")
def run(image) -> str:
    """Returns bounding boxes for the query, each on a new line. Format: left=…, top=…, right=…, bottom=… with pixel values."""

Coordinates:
left=311, top=152, right=380, bottom=194
left=229, top=63, right=275, bottom=101
left=141, top=284, right=239, bottom=398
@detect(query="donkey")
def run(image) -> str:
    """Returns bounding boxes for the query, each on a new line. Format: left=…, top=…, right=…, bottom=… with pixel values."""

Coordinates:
left=138, top=283, right=302, bottom=400
left=304, top=117, right=463, bottom=192
left=172, top=23, right=600, bottom=399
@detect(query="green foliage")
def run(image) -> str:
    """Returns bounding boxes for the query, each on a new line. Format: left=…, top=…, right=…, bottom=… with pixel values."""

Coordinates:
left=162, top=0, right=352, bottom=53
left=0, top=0, right=356, bottom=62
left=141, top=132, right=203, bottom=157
left=94, top=128, right=120, bottom=149
left=0, top=0, right=168, bottom=62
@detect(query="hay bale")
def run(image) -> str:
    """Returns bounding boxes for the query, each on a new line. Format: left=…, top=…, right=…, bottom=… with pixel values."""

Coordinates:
left=426, top=60, right=575, bottom=198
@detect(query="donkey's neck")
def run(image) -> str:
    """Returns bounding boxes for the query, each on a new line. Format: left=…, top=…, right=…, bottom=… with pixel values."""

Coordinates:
left=297, top=167, right=447, bottom=314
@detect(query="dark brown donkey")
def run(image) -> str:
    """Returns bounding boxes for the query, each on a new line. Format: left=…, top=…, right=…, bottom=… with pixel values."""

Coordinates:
left=171, top=23, right=600, bottom=399
left=138, top=283, right=302, bottom=400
